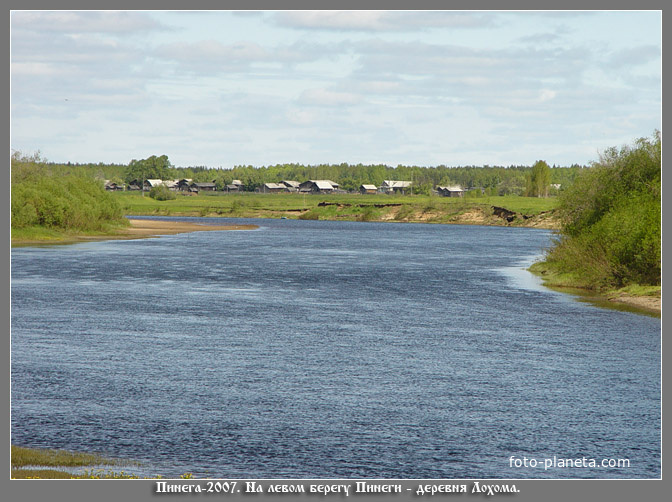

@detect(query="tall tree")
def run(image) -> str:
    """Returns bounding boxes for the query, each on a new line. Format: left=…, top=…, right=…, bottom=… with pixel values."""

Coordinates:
left=526, top=160, right=551, bottom=197
left=124, top=155, right=172, bottom=184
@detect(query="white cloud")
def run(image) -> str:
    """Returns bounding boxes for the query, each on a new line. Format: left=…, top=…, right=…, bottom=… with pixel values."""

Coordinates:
left=9, top=11, right=662, bottom=167
left=273, top=11, right=495, bottom=31
left=11, top=11, right=165, bottom=34
left=299, top=88, right=362, bottom=106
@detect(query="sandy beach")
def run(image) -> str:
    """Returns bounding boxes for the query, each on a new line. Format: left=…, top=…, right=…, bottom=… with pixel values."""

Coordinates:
left=11, top=219, right=258, bottom=247
left=607, top=293, right=661, bottom=314
left=120, top=219, right=258, bottom=237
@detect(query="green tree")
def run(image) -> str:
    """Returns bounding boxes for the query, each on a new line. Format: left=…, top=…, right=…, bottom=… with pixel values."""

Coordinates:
left=526, top=160, right=551, bottom=197
left=124, top=155, right=172, bottom=184
left=541, top=131, right=660, bottom=288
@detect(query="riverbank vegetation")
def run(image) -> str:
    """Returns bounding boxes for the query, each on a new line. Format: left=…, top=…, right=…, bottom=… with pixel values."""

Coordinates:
left=530, top=132, right=661, bottom=298
left=11, top=445, right=194, bottom=479
left=114, top=191, right=559, bottom=227
left=11, top=445, right=134, bottom=479
left=11, top=152, right=129, bottom=243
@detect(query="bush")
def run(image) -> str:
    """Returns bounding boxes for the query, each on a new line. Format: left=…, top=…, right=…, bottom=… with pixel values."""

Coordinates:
left=149, top=184, right=177, bottom=201
left=542, top=132, right=660, bottom=289
left=11, top=154, right=126, bottom=232
left=298, top=209, right=319, bottom=220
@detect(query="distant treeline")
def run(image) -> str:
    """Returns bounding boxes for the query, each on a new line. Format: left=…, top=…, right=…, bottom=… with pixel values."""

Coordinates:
left=54, top=159, right=588, bottom=196
left=11, top=152, right=127, bottom=232
left=538, top=132, right=661, bottom=289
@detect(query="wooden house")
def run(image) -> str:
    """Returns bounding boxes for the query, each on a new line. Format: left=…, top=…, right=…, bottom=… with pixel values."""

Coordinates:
left=280, top=180, right=301, bottom=191
left=103, top=180, right=124, bottom=191
left=437, top=186, right=464, bottom=197
left=381, top=180, right=412, bottom=194
left=299, top=180, right=338, bottom=194
left=176, top=179, right=194, bottom=191
left=144, top=179, right=165, bottom=191
left=260, top=183, right=285, bottom=193
left=359, top=184, right=378, bottom=194
left=190, top=182, right=217, bottom=192
left=164, top=179, right=180, bottom=191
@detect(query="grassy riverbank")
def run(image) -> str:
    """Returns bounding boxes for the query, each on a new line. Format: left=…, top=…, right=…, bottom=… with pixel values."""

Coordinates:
left=11, top=445, right=142, bottom=479
left=529, top=262, right=661, bottom=315
left=528, top=133, right=660, bottom=315
left=11, top=445, right=197, bottom=479
left=115, top=191, right=559, bottom=228
left=10, top=192, right=559, bottom=246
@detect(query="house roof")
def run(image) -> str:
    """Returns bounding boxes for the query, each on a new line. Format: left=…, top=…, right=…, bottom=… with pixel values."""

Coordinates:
left=263, top=183, right=285, bottom=189
left=145, top=179, right=164, bottom=187
left=192, top=182, right=216, bottom=187
left=437, top=186, right=463, bottom=191
left=383, top=180, right=412, bottom=188
left=313, top=181, right=335, bottom=190
left=281, top=180, right=301, bottom=188
left=360, top=184, right=377, bottom=190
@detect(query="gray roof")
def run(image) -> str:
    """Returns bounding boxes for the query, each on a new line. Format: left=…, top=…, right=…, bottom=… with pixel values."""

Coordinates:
left=437, top=186, right=463, bottom=191
left=383, top=180, right=412, bottom=188
left=360, top=184, right=377, bottom=190
left=314, top=181, right=335, bottom=190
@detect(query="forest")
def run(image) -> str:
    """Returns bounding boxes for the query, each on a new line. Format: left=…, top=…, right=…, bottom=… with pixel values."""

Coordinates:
left=66, top=156, right=585, bottom=196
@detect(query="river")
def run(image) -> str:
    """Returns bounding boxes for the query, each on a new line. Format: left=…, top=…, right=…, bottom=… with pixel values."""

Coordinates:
left=10, top=217, right=661, bottom=479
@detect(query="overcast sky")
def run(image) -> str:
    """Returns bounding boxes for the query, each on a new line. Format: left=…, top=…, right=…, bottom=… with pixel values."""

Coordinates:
left=10, top=10, right=661, bottom=168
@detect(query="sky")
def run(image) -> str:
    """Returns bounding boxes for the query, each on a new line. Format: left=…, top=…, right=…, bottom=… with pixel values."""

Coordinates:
left=10, top=10, right=661, bottom=169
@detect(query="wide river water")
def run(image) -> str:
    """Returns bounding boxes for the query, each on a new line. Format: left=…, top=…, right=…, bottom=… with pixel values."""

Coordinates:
left=11, top=217, right=660, bottom=479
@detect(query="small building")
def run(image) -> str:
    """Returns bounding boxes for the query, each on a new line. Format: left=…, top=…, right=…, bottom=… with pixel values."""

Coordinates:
left=280, top=180, right=301, bottom=191
left=299, top=180, right=337, bottom=194
left=381, top=180, right=412, bottom=194
left=190, top=182, right=217, bottom=192
left=359, top=184, right=378, bottom=194
left=260, top=182, right=285, bottom=193
left=103, top=180, right=124, bottom=191
left=126, top=180, right=142, bottom=191
left=177, top=179, right=194, bottom=191
left=144, top=179, right=165, bottom=191
left=164, top=179, right=180, bottom=191
left=224, top=179, right=244, bottom=192
left=437, top=186, right=464, bottom=198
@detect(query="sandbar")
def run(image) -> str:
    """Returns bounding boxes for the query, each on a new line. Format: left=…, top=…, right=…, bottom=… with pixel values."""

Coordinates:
left=120, top=219, right=258, bottom=237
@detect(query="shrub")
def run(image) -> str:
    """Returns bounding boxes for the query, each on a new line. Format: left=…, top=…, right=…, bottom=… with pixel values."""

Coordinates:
left=149, top=184, right=177, bottom=201
left=298, top=209, right=319, bottom=220
left=541, top=132, right=660, bottom=289
left=11, top=154, right=126, bottom=232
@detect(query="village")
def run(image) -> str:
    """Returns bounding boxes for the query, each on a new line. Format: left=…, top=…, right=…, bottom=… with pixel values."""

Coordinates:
left=104, top=178, right=471, bottom=197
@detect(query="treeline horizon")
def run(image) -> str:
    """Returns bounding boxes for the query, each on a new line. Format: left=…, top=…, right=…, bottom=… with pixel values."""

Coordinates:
left=31, top=156, right=589, bottom=195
